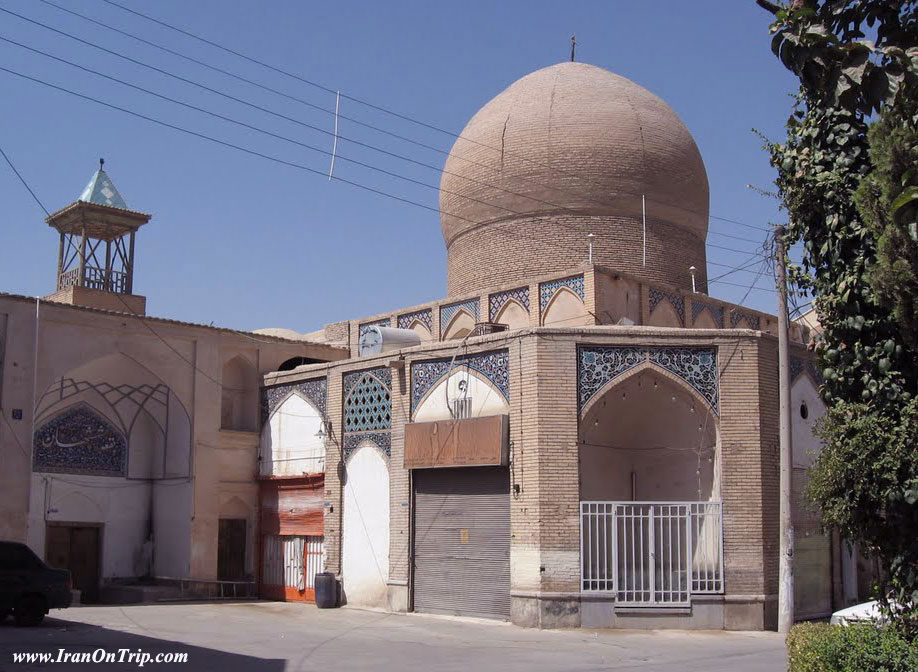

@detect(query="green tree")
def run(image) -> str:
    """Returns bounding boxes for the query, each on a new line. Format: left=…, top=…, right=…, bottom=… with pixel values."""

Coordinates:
left=855, top=97, right=918, bottom=351
left=757, top=0, right=918, bottom=632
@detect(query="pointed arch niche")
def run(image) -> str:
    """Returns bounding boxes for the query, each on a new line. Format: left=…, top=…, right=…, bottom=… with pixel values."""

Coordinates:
left=260, top=391, right=326, bottom=477
left=222, top=355, right=258, bottom=432
left=578, top=346, right=720, bottom=503
left=580, top=364, right=720, bottom=503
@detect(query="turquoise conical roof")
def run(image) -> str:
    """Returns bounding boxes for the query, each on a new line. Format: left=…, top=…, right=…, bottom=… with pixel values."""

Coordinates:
left=78, top=165, right=128, bottom=209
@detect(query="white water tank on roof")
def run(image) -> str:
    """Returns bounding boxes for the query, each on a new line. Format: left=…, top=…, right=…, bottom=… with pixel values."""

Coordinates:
left=358, top=326, right=421, bottom=356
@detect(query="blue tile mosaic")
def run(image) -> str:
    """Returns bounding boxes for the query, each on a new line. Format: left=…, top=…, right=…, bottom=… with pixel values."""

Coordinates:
left=343, top=432, right=391, bottom=462
left=649, top=287, right=685, bottom=325
left=578, top=347, right=645, bottom=410
left=579, top=346, right=719, bottom=414
left=343, top=368, right=391, bottom=433
left=343, top=367, right=391, bottom=400
left=729, top=309, right=762, bottom=330
left=398, top=309, right=433, bottom=333
left=359, top=318, right=392, bottom=340
left=691, top=300, right=725, bottom=329
left=33, top=404, right=127, bottom=477
left=489, top=287, right=530, bottom=322
left=261, top=377, right=327, bottom=426
left=411, top=349, right=509, bottom=412
left=790, top=355, right=824, bottom=387
left=648, top=348, right=718, bottom=412
left=440, top=300, right=480, bottom=331
left=539, top=275, right=585, bottom=311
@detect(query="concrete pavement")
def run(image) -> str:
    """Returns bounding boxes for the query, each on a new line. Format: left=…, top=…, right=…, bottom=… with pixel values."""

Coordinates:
left=0, top=601, right=786, bottom=671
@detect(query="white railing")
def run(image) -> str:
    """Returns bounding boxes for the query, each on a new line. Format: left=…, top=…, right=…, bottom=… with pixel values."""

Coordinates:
left=580, top=501, right=723, bottom=606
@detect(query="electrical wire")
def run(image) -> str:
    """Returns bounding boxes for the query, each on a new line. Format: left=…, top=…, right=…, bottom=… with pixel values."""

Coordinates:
left=0, top=61, right=772, bottom=282
left=0, top=143, right=50, bottom=216
left=33, top=1, right=772, bottom=235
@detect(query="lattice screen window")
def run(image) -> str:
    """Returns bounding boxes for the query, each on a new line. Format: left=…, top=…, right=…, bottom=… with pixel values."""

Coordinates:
left=343, top=373, right=391, bottom=432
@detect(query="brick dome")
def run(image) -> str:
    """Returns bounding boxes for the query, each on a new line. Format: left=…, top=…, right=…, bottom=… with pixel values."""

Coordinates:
left=440, top=62, right=709, bottom=296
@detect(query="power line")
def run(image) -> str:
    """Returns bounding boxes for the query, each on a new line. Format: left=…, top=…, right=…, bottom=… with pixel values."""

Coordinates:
left=2, top=8, right=766, bottom=253
left=1, top=63, right=775, bottom=319
left=0, top=59, right=769, bottom=276
left=100, top=1, right=771, bottom=235
left=0, top=34, right=535, bottom=221
left=0, top=144, right=50, bottom=216
left=2, top=117, right=287, bottom=390
left=34, top=0, right=771, bottom=235
left=707, top=258, right=776, bottom=277
left=0, top=64, right=452, bottom=218
left=6, top=31, right=768, bottom=263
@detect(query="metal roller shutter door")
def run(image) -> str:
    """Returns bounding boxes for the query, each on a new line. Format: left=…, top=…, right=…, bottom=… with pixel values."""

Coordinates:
left=413, top=466, right=510, bottom=620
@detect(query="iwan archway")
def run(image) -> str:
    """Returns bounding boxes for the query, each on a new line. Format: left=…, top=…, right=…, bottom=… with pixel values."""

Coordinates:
left=578, top=346, right=723, bottom=613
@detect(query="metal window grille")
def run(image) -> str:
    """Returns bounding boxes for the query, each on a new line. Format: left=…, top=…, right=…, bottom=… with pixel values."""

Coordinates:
left=451, top=396, right=472, bottom=419
left=580, top=501, right=723, bottom=606
left=262, top=535, right=325, bottom=589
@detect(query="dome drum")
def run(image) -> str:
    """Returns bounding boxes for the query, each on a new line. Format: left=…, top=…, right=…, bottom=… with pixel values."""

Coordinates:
left=446, top=214, right=708, bottom=297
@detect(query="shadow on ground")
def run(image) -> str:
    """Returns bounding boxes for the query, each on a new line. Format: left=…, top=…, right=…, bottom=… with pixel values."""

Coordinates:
left=0, top=615, right=283, bottom=672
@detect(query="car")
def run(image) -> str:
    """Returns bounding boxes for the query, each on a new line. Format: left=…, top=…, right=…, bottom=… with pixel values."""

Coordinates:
left=0, top=541, right=72, bottom=626
left=830, top=600, right=882, bottom=625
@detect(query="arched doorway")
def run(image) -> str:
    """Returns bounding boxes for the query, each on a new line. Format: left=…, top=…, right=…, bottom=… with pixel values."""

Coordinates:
left=579, top=365, right=722, bottom=606
left=258, top=389, right=326, bottom=602
left=342, top=442, right=390, bottom=608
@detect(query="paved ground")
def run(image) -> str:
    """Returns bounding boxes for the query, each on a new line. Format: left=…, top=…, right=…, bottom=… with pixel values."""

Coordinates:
left=0, top=602, right=786, bottom=672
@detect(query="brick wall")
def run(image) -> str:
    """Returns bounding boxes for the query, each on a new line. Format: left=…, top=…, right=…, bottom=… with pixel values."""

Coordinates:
left=446, top=215, right=708, bottom=297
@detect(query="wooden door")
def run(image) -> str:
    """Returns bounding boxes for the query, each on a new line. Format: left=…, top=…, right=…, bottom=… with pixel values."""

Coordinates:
left=218, top=519, right=247, bottom=581
left=46, top=525, right=100, bottom=603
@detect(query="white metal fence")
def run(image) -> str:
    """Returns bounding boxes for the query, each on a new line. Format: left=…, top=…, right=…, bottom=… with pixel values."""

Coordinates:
left=580, top=501, right=723, bottom=606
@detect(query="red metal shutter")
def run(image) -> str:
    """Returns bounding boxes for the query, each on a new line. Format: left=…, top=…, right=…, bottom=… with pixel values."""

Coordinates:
left=259, top=476, right=324, bottom=536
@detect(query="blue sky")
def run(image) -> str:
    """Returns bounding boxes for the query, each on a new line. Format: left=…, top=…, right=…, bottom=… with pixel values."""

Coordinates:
left=0, top=0, right=800, bottom=333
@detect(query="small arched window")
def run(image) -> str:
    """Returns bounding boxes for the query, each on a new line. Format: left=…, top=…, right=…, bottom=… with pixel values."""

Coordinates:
left=277, top=356, right=322, bottom=372
left=221, top=356, right=258, bottom=431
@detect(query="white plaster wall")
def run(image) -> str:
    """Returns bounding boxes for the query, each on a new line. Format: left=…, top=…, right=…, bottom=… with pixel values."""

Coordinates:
left=153, top=480, right=192, bottom=577
left=1, top=292, right=326, bottom=584
left=342, top=444, right=389, bottom=607
left=542, top=289, right=589, bottom=327
left=260, top=394, right=325, bottom=476
left=442, top=311, right=475, bottom=340
left=414, top=370, right=509, bottom=423
left=580, top=369, right=718, bottom=502
left=494, top=301, right=529, bottom=330
left=792, top=376, right=825, bottom=468
left=27, top=473, right=154, bottom=578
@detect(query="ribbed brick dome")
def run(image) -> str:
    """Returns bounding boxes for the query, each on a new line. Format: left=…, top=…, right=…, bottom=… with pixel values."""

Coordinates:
left=440, top=62, right=710, bottom=296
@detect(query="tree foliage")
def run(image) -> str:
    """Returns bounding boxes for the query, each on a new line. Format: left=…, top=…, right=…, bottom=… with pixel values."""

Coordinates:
left=758, top=0, right=918, bottom=632
left=812, top=400, right=918, bottom=624
left=855, top=97, right=918, bottom=350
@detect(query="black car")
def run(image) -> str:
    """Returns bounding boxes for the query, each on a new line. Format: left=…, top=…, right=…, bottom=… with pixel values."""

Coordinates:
left=0, top=541, right=72, bottom=626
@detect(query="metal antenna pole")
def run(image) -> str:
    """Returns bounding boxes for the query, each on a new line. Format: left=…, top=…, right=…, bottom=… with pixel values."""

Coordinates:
left=642, top=194, right=647, bottom=267
left=776, top=225, right=795, bottom=633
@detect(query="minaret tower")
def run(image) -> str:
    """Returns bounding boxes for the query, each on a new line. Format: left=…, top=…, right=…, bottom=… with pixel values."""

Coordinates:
left=45, top=160, right=151, bottom=315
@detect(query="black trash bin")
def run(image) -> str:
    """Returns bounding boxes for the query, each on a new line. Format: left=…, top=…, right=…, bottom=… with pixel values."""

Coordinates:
left=314, top=572, right=338, bottom=609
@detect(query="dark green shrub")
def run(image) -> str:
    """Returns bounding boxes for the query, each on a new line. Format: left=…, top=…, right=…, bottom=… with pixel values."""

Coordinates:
left=787, top=622, right=918, bottom=672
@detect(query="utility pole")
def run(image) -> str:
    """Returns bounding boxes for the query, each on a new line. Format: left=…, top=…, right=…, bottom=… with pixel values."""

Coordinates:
left=776, top=225, right=795, bottom=633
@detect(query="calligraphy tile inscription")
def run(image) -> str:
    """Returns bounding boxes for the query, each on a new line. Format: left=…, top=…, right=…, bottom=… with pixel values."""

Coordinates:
left=33, top=404, right=127, bottom=476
